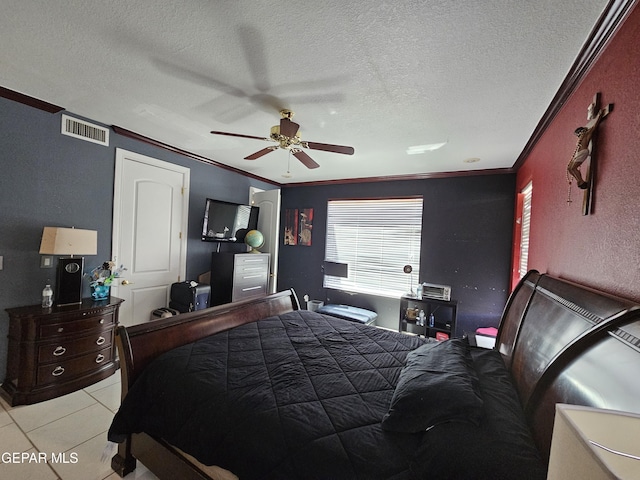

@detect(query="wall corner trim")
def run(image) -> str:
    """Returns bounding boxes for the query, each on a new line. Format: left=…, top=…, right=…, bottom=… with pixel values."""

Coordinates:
left=512, top=0, right=638, bottom=171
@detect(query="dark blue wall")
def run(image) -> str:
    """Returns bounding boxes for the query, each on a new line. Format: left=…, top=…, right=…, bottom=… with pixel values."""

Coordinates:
left=277, top=175, right=515, bottom=335
left=0, top=93, right=516, bottom=382
left=0, top=96, right=274, bottom=380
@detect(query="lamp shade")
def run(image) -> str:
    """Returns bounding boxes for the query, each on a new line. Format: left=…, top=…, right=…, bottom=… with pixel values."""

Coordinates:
left=39, top=227, right=97, bottom=256
left=547, top=404, right=640, bottom=480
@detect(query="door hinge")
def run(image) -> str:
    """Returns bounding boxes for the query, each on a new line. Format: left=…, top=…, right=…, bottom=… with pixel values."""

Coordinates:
left=181, top=187, right=185, bottom=195
left=179, top=232, right=182, bottom=239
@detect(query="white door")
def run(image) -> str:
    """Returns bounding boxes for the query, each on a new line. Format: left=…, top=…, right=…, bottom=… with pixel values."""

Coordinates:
left=251, top=188, right=281, bottom=293
left=111, top=148, right=189, bottom=326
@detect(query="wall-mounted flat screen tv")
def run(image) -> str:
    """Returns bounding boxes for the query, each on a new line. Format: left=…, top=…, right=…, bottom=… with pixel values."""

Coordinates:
left=201, top=198, right=259, bottom=243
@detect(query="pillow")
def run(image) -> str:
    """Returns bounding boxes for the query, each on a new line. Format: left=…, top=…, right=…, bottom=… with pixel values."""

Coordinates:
left=409, top=348, right=546, bottom=480
left=381, top=338, right=484, bottom=433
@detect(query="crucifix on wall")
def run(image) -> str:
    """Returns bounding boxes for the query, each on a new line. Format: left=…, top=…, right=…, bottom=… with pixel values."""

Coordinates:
left=566, top=92, right=613, bottom=215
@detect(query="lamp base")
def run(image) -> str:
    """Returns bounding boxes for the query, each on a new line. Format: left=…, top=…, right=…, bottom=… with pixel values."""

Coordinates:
left=55, top=257, right=84, bottom=306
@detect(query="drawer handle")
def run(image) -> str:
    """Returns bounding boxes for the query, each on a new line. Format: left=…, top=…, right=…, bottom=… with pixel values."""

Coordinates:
left=96, top=336, right=106, bottom=346
left=53, top=346, right=66, bottom=356
left=95, top=354, right=105, bottom=364
left=242, top=274, right=263, bottom=280
left=99, top=318, right=105, bottom=324
left=52, top=366, right=65, bottom=377
left=242, top=286, right=262, bottom=292
left=57, top=327, right=64, bottom=333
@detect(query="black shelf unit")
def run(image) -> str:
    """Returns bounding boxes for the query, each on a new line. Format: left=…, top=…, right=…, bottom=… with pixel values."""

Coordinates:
left=399, top=296, right=457, bottom=340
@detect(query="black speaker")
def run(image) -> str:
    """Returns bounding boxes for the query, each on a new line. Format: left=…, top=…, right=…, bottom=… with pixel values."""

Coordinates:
left=55, top=257, right=85, bottom=306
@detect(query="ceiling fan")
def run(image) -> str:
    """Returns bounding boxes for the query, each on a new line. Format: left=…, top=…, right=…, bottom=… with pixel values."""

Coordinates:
left=210, top=110, right=354, bottom=169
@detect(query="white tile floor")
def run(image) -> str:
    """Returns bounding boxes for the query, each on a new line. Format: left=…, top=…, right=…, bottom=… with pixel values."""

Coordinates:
left=0, top=374, right=158, bottom=480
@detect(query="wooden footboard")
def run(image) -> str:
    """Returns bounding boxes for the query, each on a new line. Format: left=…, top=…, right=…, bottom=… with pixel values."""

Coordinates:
left=111, top=289, right=299, bottom=477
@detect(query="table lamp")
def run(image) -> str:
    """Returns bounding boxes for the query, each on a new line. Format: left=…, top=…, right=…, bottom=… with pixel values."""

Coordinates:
left=547, top=404, right=640, bottom=480
left=39, top=227, right=97, bottom=306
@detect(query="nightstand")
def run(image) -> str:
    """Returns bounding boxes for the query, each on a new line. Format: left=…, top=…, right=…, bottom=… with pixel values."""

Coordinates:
left=399, top=296, right=457, bottom=340
left=2, top=297, right=123, bottom=406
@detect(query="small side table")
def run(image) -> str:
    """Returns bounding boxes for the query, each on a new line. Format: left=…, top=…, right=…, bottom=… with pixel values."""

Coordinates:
left=2, top=297, right=123, bottom=406
left=399, top=296, right=457, bottom=340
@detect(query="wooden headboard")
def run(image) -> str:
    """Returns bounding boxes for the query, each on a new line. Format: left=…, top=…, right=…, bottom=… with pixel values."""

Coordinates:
left=496, top=270, right=640, bottom=462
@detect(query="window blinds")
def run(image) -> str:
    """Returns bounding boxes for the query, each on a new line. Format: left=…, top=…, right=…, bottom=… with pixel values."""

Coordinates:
left=518, top=182, right=533, bottom=279
left=324, top=197, right=423, bottom=297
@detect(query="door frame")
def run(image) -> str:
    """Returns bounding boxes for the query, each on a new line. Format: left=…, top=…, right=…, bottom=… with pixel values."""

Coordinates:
left=111, top=148, right=190, bottom=302
left=250, top=187, right=281, bottom=293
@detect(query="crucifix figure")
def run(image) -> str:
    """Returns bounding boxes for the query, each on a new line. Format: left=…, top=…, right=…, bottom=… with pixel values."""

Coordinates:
left=566, top=93, right=612, bottom=212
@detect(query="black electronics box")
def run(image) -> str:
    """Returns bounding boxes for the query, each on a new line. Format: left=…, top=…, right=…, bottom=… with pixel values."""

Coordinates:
left=169, top=281, right=211, bottom=313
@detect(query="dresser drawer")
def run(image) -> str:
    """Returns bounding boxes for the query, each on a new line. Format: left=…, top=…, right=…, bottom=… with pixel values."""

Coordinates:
left=37, top=347, right=113, bottom=386
left=37, top=330, right=113, bottom=364
left=39, top=313, right=114, bottom=339
left=234, top=254, right=269, bottom=269
left=233, top=269, right=269, bottom=287
left=232, top=282, right=268, bottom=301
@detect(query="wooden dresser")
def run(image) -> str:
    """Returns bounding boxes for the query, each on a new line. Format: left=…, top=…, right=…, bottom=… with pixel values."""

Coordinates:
left=2, top=297, right=123, bottom=406
left=209, top=253, right=270, bottom=306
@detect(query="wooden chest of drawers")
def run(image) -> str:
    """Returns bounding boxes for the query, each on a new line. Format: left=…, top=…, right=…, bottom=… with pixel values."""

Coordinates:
left=2, top=297, right=123, bottom=406
left=210, top=253, right=270, bottom=306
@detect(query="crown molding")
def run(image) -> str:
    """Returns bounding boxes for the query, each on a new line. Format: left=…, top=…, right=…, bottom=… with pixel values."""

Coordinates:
left=0, top=86, right=64, bottom=114
left=1, top=0, right=634, bottom=185
left=111, top=126, right=280, bottom=186
left=512, top=0, right=638, bottom=171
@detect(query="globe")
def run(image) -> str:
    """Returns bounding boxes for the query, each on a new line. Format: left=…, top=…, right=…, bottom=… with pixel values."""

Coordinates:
left=245, top=229, right=265, bottom=253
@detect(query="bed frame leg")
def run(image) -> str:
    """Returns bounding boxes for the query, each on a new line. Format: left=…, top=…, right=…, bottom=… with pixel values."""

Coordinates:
left=111, top=437, right=136, bottom=477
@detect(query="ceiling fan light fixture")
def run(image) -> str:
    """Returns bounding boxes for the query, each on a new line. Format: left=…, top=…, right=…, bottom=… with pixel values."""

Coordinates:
left=406, top=142, right=447, bottom=155
left=463, top=157, right=481, bottom=163
left=211, top=109, right=353, bottom=169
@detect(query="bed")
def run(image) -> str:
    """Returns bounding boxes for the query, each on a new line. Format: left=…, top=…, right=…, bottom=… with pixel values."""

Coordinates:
left=108, top=270, right=640, bottom=479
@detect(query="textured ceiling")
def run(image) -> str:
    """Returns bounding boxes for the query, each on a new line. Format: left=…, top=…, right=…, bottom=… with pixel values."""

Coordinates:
left=0, top=1, right=608, bottom=184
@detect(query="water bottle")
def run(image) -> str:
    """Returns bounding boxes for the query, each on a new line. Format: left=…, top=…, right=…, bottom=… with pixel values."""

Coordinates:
left=418, top=310, right=425, bottom=327
left=42, top=284, right=53, bottom=308
left=428, top=312, right=435, bottom=328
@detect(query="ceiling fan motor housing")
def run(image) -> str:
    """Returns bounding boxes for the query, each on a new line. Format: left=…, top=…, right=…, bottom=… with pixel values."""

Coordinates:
left=210, top=109, right=353, bottom=169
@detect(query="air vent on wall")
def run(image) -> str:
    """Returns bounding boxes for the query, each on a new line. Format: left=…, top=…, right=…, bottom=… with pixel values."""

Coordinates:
left=61, top=114, right=109, bottom=146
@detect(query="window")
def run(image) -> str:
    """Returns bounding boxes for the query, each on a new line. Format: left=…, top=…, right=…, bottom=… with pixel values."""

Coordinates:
left=324, top=197, right=423, bottom=298
left=518, top=182, right=533, bottom=279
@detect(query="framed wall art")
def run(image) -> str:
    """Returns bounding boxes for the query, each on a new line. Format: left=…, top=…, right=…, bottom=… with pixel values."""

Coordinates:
left=284, top=208, right=313, bottom=246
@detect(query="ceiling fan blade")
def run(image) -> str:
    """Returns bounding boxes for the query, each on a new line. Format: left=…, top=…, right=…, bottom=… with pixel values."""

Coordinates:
left=245, top=147, right=278, bottom=160
left=304, top=141, right=354, bottom=155
left=293, top=149, right=320, bottom=169
left=280, top=118, right=300, bottom=138
left=211, top=130, right=270, bottom=141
